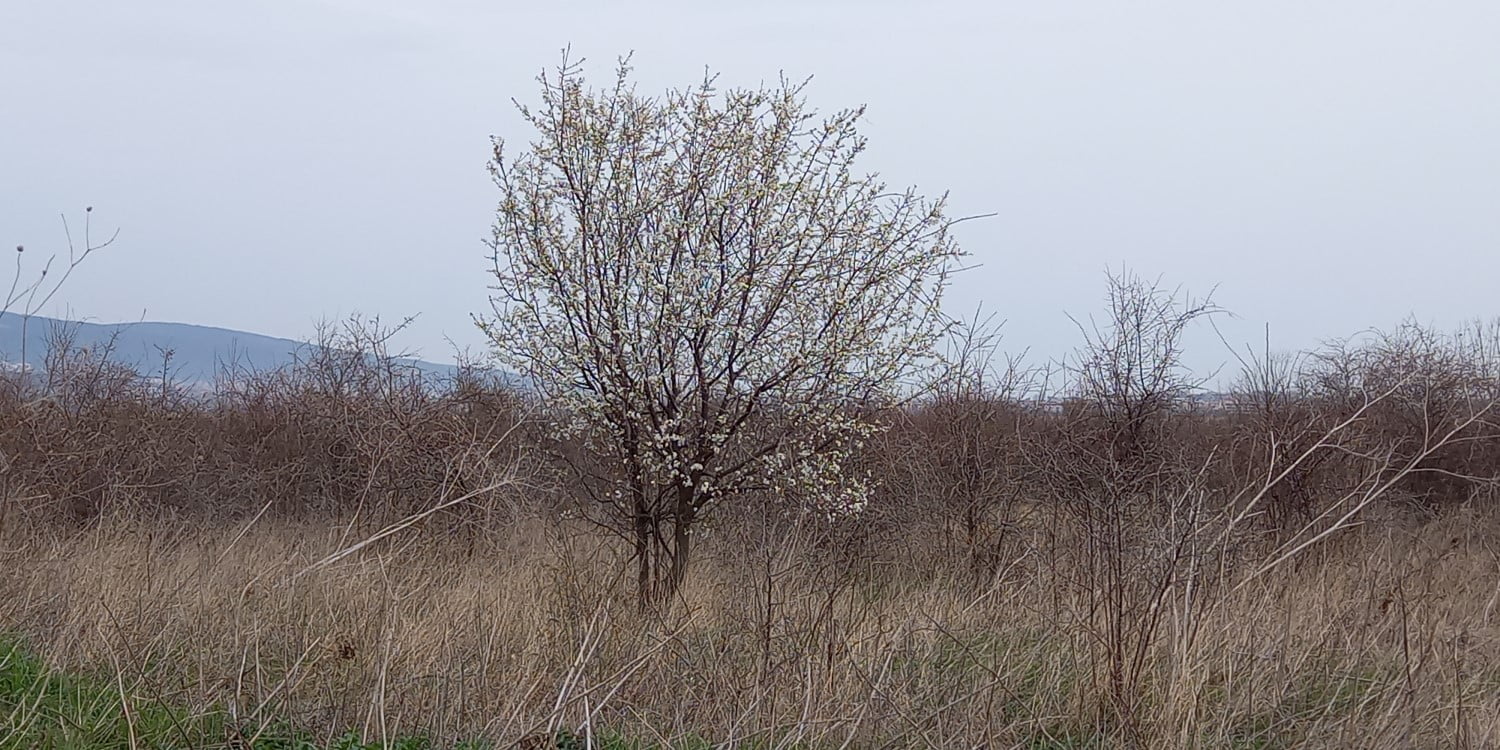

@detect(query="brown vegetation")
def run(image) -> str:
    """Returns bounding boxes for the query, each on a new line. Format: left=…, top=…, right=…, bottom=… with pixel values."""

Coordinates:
left=4, top=278, right=1500, bottom=747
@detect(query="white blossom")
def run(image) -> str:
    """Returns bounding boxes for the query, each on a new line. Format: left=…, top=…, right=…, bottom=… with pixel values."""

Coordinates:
left=479, top=55, right=965, bottom=597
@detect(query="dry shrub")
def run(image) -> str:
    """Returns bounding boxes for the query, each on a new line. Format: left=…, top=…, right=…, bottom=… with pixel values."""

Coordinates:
left=4, top=269, right=1500, bottom=746
left=1, top=316, right=537, bottom=534
left=2, top=502, right=1498, bottom=748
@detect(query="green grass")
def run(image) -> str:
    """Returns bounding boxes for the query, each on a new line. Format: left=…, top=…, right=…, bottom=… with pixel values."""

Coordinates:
left=0, top=636, right=494, bottom=749
left=0, top=636, right=750, bottom=749
left=0, top=634, right=1115, bottom=750
left=548, top=730, right=714, bottom=750
left=1221, top=666, right=1396, bottom=750
left=1, top=635, right=212, bottom=749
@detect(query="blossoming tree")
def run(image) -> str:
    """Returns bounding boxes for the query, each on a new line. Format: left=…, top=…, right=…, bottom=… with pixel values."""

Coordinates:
left=481, top=56, right=966, bottom=602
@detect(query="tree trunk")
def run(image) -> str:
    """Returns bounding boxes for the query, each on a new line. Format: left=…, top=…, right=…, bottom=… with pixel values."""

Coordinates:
left=629, top=482, right=700, bottom=607
left=631, top=477, right=653, bottom=609
left=664, top=484, right=697, bottom=602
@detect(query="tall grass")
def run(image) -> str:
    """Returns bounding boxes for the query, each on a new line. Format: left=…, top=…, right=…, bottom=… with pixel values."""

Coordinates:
left=2, top=507, right=1497, bottom=748
left=4, top=306, right=1500, bottom=747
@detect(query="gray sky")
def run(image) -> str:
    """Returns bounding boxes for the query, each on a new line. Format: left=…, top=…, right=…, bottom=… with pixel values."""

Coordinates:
left=4, top=1, right=1498, bottom=378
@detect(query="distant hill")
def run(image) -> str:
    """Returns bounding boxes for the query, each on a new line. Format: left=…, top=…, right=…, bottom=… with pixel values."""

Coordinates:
left=0, top=313, right=461, bottom=385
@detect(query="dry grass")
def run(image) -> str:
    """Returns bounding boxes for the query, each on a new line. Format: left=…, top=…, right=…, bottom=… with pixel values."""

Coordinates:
left=5, top=288, right=1500, bottom=747
left=3, top=502, right=1498, bottom=749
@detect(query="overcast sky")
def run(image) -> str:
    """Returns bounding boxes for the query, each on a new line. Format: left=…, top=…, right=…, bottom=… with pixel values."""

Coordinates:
left=4, top=1, right=1498, bottom=378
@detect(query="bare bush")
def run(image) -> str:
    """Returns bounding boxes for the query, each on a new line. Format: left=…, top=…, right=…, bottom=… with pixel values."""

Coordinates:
left=871, top=312, right=1041, bottom=585
left=1303, top=320, right=1500, bottom=511
left=1021, top=270, right=1224, bottom=738
left=1, top=315, right=535, bottom=533
left=5, top=238, right=1500, bottom=746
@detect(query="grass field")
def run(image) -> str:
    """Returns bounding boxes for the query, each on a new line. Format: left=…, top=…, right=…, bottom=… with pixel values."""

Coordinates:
left=3, top=503, right=1498, bottom=749
left=5, top=311, right=1500, bottom=747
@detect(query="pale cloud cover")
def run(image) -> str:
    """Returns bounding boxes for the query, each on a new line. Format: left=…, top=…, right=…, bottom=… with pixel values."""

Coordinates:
left=3, top=1, right=1498, bottom=375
